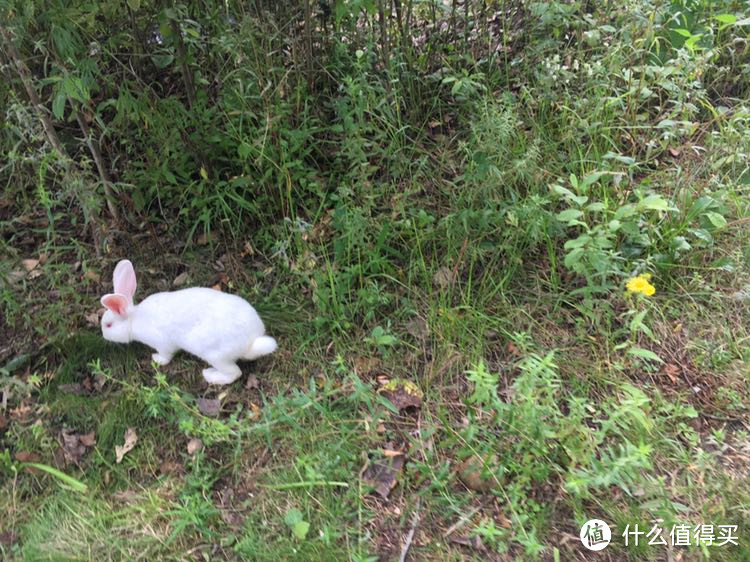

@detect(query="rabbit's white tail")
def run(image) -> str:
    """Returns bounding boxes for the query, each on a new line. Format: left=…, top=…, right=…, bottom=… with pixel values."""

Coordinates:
left=244, top=336, right=278, bottom=360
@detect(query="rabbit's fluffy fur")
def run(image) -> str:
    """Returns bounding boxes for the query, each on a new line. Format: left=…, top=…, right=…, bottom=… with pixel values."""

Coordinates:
left=101, top=260, right=277, bottom=384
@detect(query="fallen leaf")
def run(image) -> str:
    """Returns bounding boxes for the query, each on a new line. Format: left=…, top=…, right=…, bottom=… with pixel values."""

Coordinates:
left=196, top=232, right=212, bottom=245
left=240, top=241, right=255, bottom=257
left=196, top=397, right=221, bottom=417
left=245, top=374, right=260, bottom=390
left=9, top=403, right=33, bottom=422
left=669, top=147, right=681, bottom=157
left=79, top=432, right=96, bottom=447
left=187, top=438, right=203, bottom=455
left=362, top=443, right=406, bottom=499
left=115, top=427, right=138, bottom=463
left=173, top=271, right=190, bottom=286
left=456, top=454, right=499, bottom=493
left=83, top=270, right=101, bottom=283
left=433, top=266, right=455, bottom=288
left=0, top=414, right=7, bottom=431
left=380, top=379, right=423, bottom=412
left=15, top=451, right=43, bottom=473
left=249, top=402, right=261, bottom=420
left=663, top=363, right=680, bottom=384
left=22, top=258, right=39, bottom=272
left=61, top=428, right=95, bottom=465
left=382, top=448, right=404, bottom=458
left=85, top=311, right=101, bottom=327
left=449, top=534, right=486, bottom=551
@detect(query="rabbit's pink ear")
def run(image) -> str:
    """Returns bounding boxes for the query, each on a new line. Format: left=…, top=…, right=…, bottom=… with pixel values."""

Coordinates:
left=101, top=293, right=129, bottom=316
left=112, top=260, right=137, bottom=301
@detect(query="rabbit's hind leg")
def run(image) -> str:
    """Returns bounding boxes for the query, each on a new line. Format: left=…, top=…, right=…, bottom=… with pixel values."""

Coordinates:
left=202, top=359, right=242, bottom=385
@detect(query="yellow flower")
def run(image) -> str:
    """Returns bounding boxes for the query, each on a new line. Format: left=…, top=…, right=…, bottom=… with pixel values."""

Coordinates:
left=626, top=274, right=656, bottom=296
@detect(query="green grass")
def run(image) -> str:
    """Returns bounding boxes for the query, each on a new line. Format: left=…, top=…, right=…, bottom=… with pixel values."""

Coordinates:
left=3, top=0, right=750, bottom=560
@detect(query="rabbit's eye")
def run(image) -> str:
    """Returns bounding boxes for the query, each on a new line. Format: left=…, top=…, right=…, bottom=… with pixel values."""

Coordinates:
left=105, top=322, right=113, bottom=328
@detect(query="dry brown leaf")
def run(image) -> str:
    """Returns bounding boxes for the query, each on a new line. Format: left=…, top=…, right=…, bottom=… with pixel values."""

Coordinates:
left=196, top=397, right=221, bottom=417
left=0, top=414, right=8, bottom=431
left=196, top=232, right=213, bottom=245
left=433, top=266, right=455, bottom=288
left=173, top=271, right=190, bottom=286
left=187, top=438, right=203, bottom=455
left=83, top=270, right=101, bottom=283
left=449, top=535, right=486, bottom=551
left=240, top=241, right=255, bottom=257
left=362, top=443, right=406, bottom=499
left=15, top=451, right=42, bottom=464
left=22, top=259, right=39, bottom=272
left=84, top=311, right=101, bottom=327
left=61, top=428, right=95, bottom=465
left=669, top=147, right=681, bottom=157
left=456, top=454, right=499, bottom=493
left=79, top=432, right=96, bottom=447
left=245, top=374, right=260, bottom=390
left=249, top=402, right=261, bottom=420
left=382, top=448, right=404, bottom=458
left=380, top=379, right=423, bottom=412
left=115, top=427, right=138, bottom=463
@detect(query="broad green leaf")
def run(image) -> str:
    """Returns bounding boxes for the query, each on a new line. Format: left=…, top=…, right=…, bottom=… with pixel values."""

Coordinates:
left=714, top=14, right=737, bottom=24
left=564, top=234, right=591, bottom=250
left=627, top=347, right=663, bottom=363
left=704, top=211, right=727, bottom=229
left=638, top=194, right=669, bottom=212
left=581, top=171, right=607, bottom=189
left=151, top=54, right=174, bottom=69
left=557, top=209, right=584, bottom=223
left=284, top=508, right=310, bottom=540
left=52, top=88, right=67, bottom=119
left=237, top=142, right=252, bottom=159
left=292, top=521, right=310, bottom=540
left=127, top=0, right=141, bottom=10
left=586, top=202, right=606, bottom=212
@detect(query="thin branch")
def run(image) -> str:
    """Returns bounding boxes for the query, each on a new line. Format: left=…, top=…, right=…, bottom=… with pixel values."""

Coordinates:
left=75, top=110, right=120, bottom=220
left=398, top=500, right=421, bottom=562
left=0, top=26, right=69, bottom=160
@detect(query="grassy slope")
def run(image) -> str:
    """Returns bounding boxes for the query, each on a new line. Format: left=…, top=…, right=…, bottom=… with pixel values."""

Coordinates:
left=2, top=1, right=750, bottom=561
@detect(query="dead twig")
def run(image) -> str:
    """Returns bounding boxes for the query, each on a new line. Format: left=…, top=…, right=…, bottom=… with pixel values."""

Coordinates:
left=398, top=499, right=421, bottom=562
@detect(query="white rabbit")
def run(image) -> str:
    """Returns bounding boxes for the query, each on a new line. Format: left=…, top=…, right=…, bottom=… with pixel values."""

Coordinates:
left=100, top=259, right=277, bottom=385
